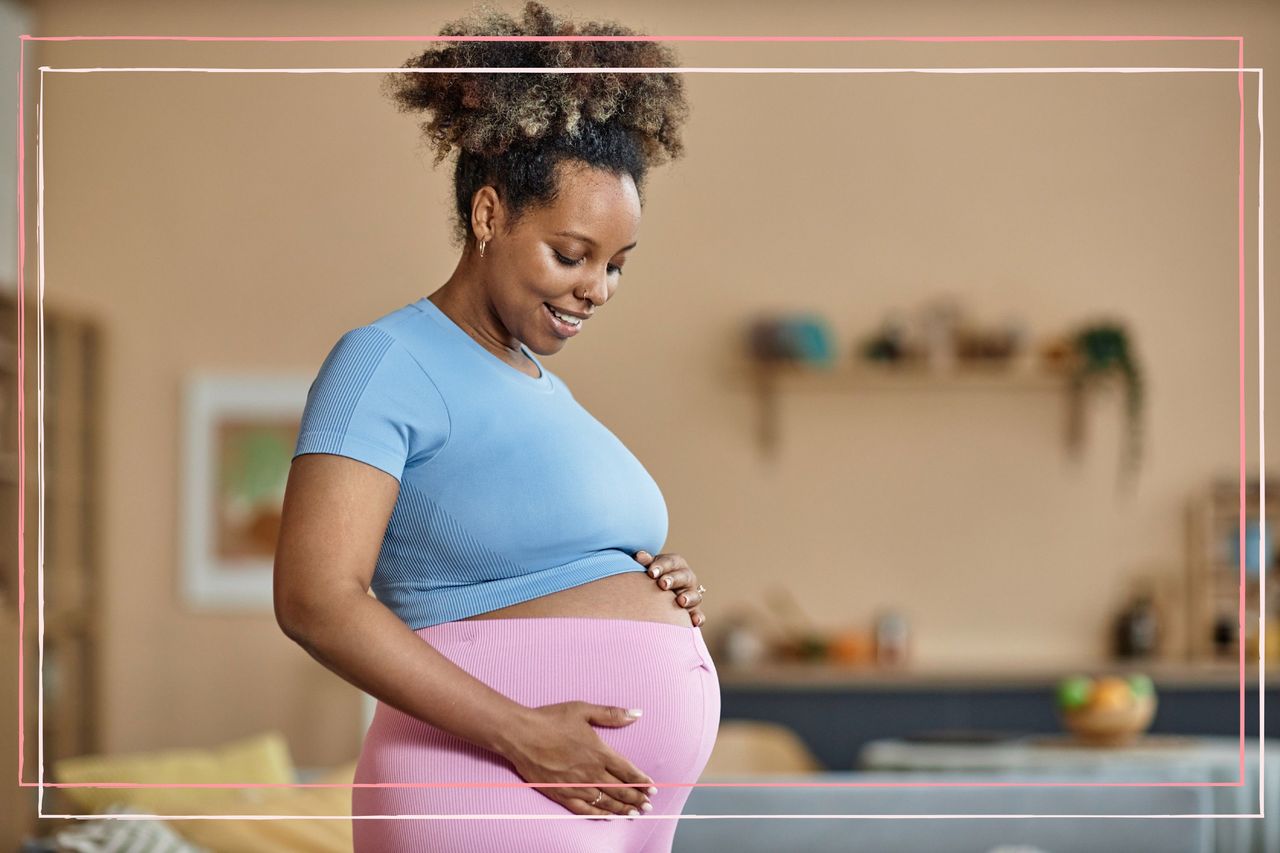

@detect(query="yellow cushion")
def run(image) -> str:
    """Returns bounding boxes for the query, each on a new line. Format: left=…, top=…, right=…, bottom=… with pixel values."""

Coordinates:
left=161, top=761, right=357, bottom=853
left=52, top=730, right=295, bottom=814
left=53, top=734, right=356, bottom=853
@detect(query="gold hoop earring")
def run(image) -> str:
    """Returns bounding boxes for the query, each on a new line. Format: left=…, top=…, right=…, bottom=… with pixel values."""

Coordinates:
left=479, top=239, right=487, bottom=258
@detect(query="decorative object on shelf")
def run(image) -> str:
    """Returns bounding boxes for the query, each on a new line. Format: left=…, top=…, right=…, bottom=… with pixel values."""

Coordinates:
left=955, top=315, right=1030, bottom=366
left=1210, top=615, right=1236, bottom=658
left=860, top=308, right=911, bottom=364
left=181, top=374, right=312, bottom=610
left=711, top=598, right=880, bottom=668
left=1059, top=318, right=1145, bottom=489
left=917, top=294, right=963, bottom=372
left=873, top=607, right=911, bottom=667
left=1112, top=577, right=1162, bottom=659
left=747, top=312, right=835, bottom=368
left=858, top=295, right=1034, bottom=374
left=769, top=585, right=828, bottom=661
left=827, top=625, right=876, bottom=664
left=715, top=610, right=770, bottom=667
left=1226, top=517, right=1275, bottom=578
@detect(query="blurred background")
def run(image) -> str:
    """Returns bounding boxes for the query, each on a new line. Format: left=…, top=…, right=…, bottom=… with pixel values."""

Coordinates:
left=2, top=0, right=1279, bottom=851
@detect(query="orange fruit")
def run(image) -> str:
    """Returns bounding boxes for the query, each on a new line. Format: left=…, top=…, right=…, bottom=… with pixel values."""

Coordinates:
left=1089, top=676, right=1134, bottom=711
left=829, top=629, right=872, bottom=663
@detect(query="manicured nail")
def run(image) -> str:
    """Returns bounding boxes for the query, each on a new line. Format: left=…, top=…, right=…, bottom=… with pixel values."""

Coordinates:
left=647, top=786, right=658, bottom=795
left=650, top=568, right=659, bottom=577
left=626, top=708, right=643, bottom=718
left=641, top=802, right=653, bottom=813
left=661, top=578, right=671, bottom=588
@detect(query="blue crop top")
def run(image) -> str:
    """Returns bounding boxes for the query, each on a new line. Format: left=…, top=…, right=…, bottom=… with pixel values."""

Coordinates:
left=291, top=296, right=669, bottom=629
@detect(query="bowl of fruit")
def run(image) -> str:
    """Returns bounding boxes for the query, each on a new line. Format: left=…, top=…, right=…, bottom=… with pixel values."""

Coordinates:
left=1055, top=672, right=1157, bottom=746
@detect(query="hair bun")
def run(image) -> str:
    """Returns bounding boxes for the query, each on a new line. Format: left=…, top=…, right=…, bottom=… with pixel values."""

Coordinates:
left=381, top=1, right=689, bottom=167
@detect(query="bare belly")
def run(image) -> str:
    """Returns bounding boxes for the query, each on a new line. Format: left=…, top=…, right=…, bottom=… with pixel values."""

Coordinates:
left=459, top=571, right=692, bottom=627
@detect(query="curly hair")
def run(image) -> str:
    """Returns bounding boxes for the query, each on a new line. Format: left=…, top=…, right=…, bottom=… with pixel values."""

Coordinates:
left=381, top=1, right=691, bottom=249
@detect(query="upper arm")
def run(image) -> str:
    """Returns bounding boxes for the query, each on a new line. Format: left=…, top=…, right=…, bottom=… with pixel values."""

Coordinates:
left=274, top=453, right=398, bottom=635
left=273, top=325, right=449, bottom=635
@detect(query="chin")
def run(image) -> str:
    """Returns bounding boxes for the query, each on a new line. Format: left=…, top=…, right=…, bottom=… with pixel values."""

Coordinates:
left=525, top=337, right=567, bottom=357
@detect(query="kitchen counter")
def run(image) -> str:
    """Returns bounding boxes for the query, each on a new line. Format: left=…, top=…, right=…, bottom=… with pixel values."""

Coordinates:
left=715, top=658, right=1278, bottom=690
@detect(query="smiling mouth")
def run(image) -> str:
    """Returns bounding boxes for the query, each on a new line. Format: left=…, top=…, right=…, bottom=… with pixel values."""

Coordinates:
left=544, top=302, right=583, bottom=337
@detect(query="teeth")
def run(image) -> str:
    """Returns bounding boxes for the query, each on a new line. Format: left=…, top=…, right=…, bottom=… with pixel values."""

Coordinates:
left=548, top=305, right=581, bottom=326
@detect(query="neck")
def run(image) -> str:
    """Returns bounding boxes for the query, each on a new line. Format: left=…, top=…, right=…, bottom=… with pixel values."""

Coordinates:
left=429, top=261, right=525, bottom=362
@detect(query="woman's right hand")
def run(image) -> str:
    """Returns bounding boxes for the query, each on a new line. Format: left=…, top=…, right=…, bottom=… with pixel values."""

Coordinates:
left=501, top=701, right=657, bottom=819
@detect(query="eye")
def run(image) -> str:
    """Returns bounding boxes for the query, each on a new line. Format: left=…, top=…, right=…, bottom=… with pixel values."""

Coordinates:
left=554, top=250, right=623, bottom=276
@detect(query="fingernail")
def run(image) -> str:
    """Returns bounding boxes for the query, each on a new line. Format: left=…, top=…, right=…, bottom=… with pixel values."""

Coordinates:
left=647, top=786, right=658, bottom=795
left=661, top=578, right=670, bottom=588
left=640, top=802, right=653, bottom=813
left=650, top=568, right=659, bottom=577
left=677, top=595, right=687, bottom=605
left=628, top=808, right=640, bottom=816
left=626, top=708, right=643, bottom=718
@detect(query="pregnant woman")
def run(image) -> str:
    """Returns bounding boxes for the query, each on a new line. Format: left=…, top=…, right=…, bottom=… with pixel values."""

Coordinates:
left=272, top=3, right=718, bottom=851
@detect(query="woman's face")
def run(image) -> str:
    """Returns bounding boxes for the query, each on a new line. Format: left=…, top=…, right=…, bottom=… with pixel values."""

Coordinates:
left=481, top=161, right=641, bottom=356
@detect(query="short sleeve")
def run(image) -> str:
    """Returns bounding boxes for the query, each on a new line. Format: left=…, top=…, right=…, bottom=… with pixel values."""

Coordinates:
left=293, top=326, right=450, bottom=481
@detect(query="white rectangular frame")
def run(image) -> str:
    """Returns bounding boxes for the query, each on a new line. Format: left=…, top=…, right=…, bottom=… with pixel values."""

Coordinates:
left=180, top=373, right=312, bottom=610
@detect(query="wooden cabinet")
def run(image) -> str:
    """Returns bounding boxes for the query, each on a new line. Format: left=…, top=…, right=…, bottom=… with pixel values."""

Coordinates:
left=1185, top=476, right=1279, bottom=662
left=0, top=287, right=103, bottom=836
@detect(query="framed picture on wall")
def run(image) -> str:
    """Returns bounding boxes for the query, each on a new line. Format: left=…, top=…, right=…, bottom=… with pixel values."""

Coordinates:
left=181, top=373, right=312, bottom=610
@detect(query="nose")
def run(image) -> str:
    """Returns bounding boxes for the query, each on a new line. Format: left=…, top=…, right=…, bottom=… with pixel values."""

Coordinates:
left=580, top=273, right=608, bottom=307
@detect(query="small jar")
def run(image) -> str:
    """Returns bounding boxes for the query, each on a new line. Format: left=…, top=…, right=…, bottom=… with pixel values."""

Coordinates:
left=874, top=609, right=910, bottom=667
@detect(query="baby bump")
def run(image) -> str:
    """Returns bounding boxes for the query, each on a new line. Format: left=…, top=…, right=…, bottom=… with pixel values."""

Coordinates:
left=461, top=570, right=697, bottom=628
left=353, top=617, right=720, bottom=820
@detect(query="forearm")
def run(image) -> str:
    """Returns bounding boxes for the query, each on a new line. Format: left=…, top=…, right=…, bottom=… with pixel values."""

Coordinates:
left=281, top=590, right=532, bottom=758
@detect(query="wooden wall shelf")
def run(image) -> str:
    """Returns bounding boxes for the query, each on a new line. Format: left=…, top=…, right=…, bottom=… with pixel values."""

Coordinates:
left=736, top=359, right=1117, bottom=456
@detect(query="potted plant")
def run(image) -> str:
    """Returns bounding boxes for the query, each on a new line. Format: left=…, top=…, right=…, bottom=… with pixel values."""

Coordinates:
left=1062, top=320, right=1145, bottom=489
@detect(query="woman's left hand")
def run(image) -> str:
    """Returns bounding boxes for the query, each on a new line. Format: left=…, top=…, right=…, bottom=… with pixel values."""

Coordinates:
left=634, top=551, right=706, bottom=627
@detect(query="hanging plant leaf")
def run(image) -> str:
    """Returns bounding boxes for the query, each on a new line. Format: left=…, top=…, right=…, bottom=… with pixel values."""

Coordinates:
left=1070, top=321, right=1144, bottom=489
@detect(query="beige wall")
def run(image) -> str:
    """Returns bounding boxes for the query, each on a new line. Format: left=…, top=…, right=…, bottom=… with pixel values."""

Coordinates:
left=20, top=0, right=1279, bottom=766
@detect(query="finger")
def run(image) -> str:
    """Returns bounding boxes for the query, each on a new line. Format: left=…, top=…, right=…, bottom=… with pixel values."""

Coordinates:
left=648, top=555, right=689, bottom=580
left=562, top=795, right=619, bottom=821
left=650, top=558, right=691, bottom=578
left=593, top=778, right=645, bottom=809
left=607, top=758, right=659, bottom=801
left=579, top=778, right=643, bottom=817
left=595, top=775, right=649, bottom=811
left=657, top=568, right=692, bottom=592
left=674, top=585, right=704, bottom=608
left=690, top=608, right=706, bottom=627
left=634, top=550, right=654, bottom=566
left=560, top=780, right=639, bottom=818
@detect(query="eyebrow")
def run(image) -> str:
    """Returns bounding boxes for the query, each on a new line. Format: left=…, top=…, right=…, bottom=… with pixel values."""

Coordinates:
left=554, top=230, right=638, bottom=252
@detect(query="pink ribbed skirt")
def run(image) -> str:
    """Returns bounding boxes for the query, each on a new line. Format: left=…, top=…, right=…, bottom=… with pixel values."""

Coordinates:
left=352, top=616, right=721, bottom=852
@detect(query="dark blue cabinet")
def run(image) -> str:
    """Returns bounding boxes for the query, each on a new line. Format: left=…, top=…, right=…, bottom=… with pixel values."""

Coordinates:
left=720, top=681, right=1280, bottom=770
